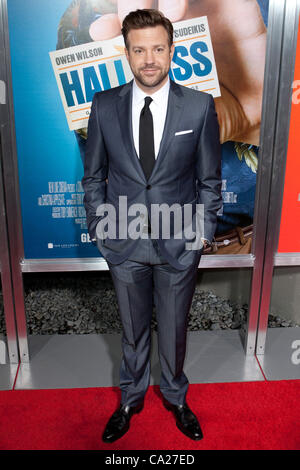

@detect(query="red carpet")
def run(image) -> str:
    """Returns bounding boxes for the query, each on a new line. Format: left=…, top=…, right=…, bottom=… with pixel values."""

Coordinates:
left=0, top=381, right=299, bottom=450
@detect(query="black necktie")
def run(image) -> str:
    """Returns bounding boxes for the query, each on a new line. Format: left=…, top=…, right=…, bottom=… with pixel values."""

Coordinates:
left=139, top=96, right=155, bottom=180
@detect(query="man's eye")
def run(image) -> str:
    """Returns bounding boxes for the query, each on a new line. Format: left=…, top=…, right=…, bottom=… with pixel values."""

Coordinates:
left=134, top=49, right=142, bottom=54
left=156, top=48, right=164, bottom=53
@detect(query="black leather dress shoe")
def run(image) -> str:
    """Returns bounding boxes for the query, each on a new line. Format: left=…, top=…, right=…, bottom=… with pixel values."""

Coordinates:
left=163, top=400, right=203, bottom=441
left=102, top=403, right=143, bottom=443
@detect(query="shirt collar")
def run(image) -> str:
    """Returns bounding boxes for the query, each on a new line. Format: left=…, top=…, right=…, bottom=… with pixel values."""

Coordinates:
left=132, top=77, right=170, bottom=106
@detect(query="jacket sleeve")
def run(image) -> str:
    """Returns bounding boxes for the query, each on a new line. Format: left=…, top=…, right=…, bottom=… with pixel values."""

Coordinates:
left=81, top=92, right=108, bottom=240
left=196, top=94, right=222, bottom=243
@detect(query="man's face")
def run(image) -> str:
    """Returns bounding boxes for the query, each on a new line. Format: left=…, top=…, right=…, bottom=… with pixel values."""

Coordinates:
left=125, top=25, right=174, bottom=93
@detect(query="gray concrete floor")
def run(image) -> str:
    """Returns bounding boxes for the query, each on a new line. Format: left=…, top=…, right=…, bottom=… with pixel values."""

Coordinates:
left=1, top=328, right=299, bottom=391
left=13, top=330, right=264, bottom=390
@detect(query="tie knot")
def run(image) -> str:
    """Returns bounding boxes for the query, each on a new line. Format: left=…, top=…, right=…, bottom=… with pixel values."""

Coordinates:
left=144, top=96, right=152, bottom=108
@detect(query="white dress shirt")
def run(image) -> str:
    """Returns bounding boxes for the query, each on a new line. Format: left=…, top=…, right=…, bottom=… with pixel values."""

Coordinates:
left=132, top=78, right=170, bottom=158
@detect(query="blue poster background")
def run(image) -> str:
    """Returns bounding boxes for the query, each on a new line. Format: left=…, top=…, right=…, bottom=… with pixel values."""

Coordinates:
left=8, top=0, right=98, bottom=258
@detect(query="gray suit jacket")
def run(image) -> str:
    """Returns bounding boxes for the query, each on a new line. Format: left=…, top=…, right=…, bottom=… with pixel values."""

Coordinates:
left=82, top=79, right=222, bottom=270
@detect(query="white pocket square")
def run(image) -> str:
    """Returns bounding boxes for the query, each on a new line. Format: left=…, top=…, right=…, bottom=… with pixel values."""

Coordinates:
left=175, top=130, right=193, bottom=136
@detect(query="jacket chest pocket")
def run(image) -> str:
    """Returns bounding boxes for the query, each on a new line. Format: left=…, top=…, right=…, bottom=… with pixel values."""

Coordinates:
left=173, top=127, right=198, bottom=143
left=172, top=133, right=198, bottom=158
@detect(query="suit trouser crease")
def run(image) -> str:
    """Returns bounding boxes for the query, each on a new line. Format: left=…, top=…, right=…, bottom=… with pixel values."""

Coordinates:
left=110, top=267, right=153, bottom=407
left=108, top=238, right=199, bottom=407
left=153, top=266, right=198, bottom=405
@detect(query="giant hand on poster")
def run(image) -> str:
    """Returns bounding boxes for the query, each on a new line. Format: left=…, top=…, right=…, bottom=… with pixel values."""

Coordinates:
left=7, top=0, right=268, bottom=259
left=55, top=0, right=268, bottom=254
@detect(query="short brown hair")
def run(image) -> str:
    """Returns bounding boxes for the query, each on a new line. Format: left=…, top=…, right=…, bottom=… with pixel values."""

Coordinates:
left=121, top=9, right=174, bottom=49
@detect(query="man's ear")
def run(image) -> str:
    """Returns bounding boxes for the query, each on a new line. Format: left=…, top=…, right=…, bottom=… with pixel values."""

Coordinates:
left=125, top=47, right=130, bottom=62
left=170, top=43, right=175, bottom=61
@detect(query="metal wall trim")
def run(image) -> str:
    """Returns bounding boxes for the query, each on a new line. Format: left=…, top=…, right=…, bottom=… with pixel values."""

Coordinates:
left=244, top=0, right=286, bottom=355
left=0, top=0, right=19, bottom=364
left=0, top=122, right=19, bottom=364
left=20, top=254, right=255, bottom=273
left=256, top=0, right=300, bottom=355
left=0, top=0, right=29, bottom=362
left=274, top=253, right=300, bottom=266
left=0, top=166, right=19, bottom=364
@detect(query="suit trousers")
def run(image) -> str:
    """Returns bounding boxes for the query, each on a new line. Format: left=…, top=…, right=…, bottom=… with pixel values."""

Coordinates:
left=107, top=236, right=201, bottom=407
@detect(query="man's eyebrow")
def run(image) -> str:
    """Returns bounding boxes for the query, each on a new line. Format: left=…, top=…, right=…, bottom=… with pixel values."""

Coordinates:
left=132, top=44, right=166, bottom=48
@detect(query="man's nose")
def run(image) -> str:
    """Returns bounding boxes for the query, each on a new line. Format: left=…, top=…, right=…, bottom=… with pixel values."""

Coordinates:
left=144, top=50, right=155, bottom=64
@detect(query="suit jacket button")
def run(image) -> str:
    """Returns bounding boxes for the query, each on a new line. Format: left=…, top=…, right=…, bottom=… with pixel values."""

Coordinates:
left=146, top=184, right=151, bottom=190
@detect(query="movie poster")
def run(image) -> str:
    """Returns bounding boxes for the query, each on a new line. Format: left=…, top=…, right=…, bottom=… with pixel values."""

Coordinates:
left=278, top=18, right=300, bottom=253
left=7, top=0, right=269, bottom=259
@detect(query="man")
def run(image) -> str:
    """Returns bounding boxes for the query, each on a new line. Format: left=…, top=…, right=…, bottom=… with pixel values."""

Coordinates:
left=82, top=9, right=222, bottom=442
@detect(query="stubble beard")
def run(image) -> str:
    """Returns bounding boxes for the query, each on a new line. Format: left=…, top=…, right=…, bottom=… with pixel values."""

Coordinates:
left=133, top=65, right=170, bottom=90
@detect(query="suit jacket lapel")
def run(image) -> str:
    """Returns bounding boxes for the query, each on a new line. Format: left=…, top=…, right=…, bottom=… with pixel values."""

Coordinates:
left=149, top=80, right=184, bottom=182
left=116, top=81, right=146, bottom=182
